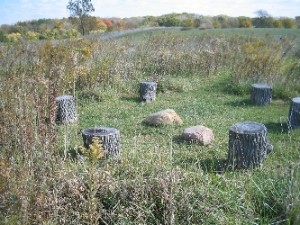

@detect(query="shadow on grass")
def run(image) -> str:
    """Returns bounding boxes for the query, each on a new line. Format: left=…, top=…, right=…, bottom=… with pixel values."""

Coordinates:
left=173, top=135, right=185, bottom=144
left=173, top=136, right=228, bottom=173
left=174, top=155, right=228, bottom=173
left=264, top=121, right=289, bottom=134
left=225, top=98, right=254, bottom=108
left=199, top=158, right=228, bottom=173
left=120, top=96, right=141, bottom=103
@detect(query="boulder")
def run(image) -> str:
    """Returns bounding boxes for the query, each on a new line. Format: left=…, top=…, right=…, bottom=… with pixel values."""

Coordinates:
left=182, top=125, right=214, bottom=145
left=143, top=109, right=183, bottom=126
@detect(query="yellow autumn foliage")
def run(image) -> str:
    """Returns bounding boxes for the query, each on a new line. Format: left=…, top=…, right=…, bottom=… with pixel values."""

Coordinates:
left=80, top=137, right=106, bottom=160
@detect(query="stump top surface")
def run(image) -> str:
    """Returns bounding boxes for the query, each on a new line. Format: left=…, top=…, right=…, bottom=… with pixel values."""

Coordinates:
left=230, top=121, right=266, bottom=134
left=56, top=95, right=74, bottom=101
left=82, top=127, right=119, bottom=136
left=292, top=97, right=300, bottom=103
left=252, top=83, right=272, bottom=89
left=140, top=81, right=157, bottom=85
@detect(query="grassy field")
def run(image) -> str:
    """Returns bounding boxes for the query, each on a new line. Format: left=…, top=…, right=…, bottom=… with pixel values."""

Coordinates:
left=1, top=28, right=300, bottom=224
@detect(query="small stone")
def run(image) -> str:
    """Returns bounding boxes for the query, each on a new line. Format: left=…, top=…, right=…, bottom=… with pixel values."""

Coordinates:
left=182, top=125, right=214, bottom=145
left=143, top=109, right=183, bottom=126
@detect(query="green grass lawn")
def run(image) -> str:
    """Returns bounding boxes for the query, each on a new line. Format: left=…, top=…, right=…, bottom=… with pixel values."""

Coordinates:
left=56, top=72, right=300, bottom=224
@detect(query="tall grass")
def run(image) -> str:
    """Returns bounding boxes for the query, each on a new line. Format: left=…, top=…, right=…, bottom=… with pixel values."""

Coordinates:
left=0, top=28, right=300, bottom=224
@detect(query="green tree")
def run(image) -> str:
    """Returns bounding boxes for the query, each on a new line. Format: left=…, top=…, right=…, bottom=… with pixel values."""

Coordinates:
left=181, top=18, right=194, bottom=28
left=238, top=16, right=252, bottom=28
left=253, top=10, right=274, bottom=28
left=281, top=17, right=296, bottom=28
left=273, top=19, right=283, bottom=28
left=157, top=15, right=180, bottom=27
left=67, top=0, right=95, bottom=35
left=0, top=30, right=8, bottom=42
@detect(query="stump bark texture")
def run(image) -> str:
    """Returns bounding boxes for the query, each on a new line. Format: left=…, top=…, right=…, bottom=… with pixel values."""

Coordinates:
left=227, top=121, right=269, bottom=169
left=251, top=83, right=272, bottom=105
left=140, top=81, right=157, bottom=102
left=288, top=97, right=300, bottom=129
left=82, top=127, right=120, bottom=157
left=56, top=95, right=78, bottom=124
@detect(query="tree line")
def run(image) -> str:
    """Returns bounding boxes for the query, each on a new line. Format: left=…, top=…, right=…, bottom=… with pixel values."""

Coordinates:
left=0, top=11, right=298, bottom=43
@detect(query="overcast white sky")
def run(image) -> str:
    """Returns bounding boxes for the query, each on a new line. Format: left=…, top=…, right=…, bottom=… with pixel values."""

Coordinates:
left=0, top=0, right=299, bottom=25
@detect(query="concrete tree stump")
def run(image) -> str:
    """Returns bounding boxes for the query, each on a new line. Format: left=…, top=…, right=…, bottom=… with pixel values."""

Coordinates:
left=82, top=127, right=121, bottom=157
left=227, top=121, right=271, bottom=170
left=251, top=83, right=272, bottom=105
left=140, top=81, right=157, bottom=102
left=288, top=97, right=300, bottom=129
left=56, top=95, right=78, bottom=124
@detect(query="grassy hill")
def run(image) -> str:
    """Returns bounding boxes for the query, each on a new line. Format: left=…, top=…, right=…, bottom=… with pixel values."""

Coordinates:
left=0, top=28, right=300, bottom=224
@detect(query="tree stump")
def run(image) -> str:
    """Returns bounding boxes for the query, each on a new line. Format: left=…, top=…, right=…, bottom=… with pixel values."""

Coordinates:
left=81, top=127, right=121, bottom=157
left=227, top=121, right=270, bottom=170
left=288, top=97, right=300, bottom=129
left=140, top=81, right=157, bottom=102
left=56, top=95, right=78, bottom=124
left=251, top=83, right=272, bottom=105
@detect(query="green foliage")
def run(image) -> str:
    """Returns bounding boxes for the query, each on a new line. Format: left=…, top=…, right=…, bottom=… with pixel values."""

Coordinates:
left=238, top=16, right=253, bottom=28
left=281, top=17, right=297, bottom=28
left=0, top=30, right=7, bottom=42
left=181, top=18, right=194, bottom=28
left=253, top=10, right=275, bottom=28
left=157, top=15, right=181, bottom=27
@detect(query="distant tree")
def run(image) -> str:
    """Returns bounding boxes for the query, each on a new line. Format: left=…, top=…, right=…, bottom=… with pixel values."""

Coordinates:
left=193, top=18, right=201, bottom=28
left=181, top=18, right=194, bottom=28
left=103, top=19, right=112, bottom=28
left=67, top=0, right=95, bottom=35
left=7, top=32, right=22, bottom=42
left=281, top=17, right=296, bottom=28
left=296, top=16, right=300, bottom=28
left=216, top=15, right=228, bottom=28
left=143, top=16, right=159, bottom=27
left=213, top=20, right=221, bottom=29
left=0, top=30, right=8, bottom=42
left=157, top=15, right=180, bottom=27
left=253, top=10, right=274, bottom=28
left=198, top=17, right=214, bottom=29
left=238, top=16, right=252, bottom=28
left=273, top=19, right=283, bottom=28
left=26, top=31, right=39, bottom=41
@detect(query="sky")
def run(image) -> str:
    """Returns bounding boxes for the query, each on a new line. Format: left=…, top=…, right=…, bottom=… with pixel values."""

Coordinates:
left=0, top=0, right=299, bottom=25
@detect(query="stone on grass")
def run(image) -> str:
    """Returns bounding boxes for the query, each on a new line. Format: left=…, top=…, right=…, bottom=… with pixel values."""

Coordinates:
left=182, top=125, right=214, bottom=145
left=143, top=109, right=183, bottom=126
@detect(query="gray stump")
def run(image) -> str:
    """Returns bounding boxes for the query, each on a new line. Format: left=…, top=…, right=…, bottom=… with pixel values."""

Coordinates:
left=288, top=97, right=300, bottom=129
left=81, top=127, right=121, bottom=157
left=251, top=83, right=272, bottom=105
left=140, top=81, right=157, bottom=103
left=56, top=95, right=78, bottom=124
left=227, top=121, right=271, bottom=170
